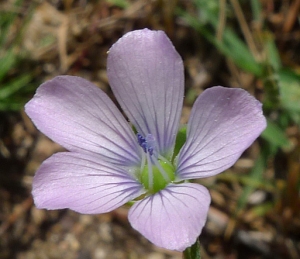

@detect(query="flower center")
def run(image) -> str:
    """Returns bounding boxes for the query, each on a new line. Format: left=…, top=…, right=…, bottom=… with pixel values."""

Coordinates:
left=137, top=133, right=176, bottom=193
left=140, top=160, right=175, bottom=193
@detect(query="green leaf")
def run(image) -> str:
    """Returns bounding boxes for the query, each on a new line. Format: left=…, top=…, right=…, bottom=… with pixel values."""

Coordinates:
left=183, top=239, right=201, bottom=259
left=214, top=29, right=263, bottom=76
left=277, top=68, right=300, bottom=125
left=261, top=119, right=290, bottom=148
left=0, top=100, right=25, bottom=111
left=278, top=69, right=300, bottom=112
left=265, top=36, right=281, bottom=71
left=250, top=202, right=273, bottom=217
left=107, top=0, right=129, bottom=8
left=173, top=125, right=187, bottom=160
left=251, top=0, right=262, bottom=23
left=217, top=172, right=274, bottom=191
left=236, top=146, right=268, bottom=212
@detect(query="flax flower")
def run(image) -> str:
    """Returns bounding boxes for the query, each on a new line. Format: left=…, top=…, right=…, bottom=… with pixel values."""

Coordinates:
left=25, top=29, right=266, bottom=251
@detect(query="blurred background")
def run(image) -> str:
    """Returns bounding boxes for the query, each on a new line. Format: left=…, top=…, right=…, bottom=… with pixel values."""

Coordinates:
left=0, top=0, right=299, bottom=258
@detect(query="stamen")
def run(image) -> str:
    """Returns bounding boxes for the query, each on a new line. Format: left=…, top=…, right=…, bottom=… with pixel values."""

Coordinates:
left=140, top=152, right=146, bottom=172
left=137, top=133, right=147, bottom=153
left=137, top=133, right=156, bottom=156
left=145, top=134, right=155, bottom=156
left=137, top=132, right=175, bottom=192
left=146, top=152, right=153, bottom=189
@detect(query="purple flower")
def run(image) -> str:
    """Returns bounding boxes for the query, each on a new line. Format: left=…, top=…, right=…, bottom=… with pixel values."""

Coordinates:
left=25, top=29, right=266, bottom=251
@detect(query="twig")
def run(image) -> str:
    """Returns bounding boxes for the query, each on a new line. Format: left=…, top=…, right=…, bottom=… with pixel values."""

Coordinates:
left=0, top=197, right=33, bottom=236
left=216, top=0, right=227, bottom=41
left=229, top=0, right=261, bottom=61
left=282, top=0, right=300, bottom=33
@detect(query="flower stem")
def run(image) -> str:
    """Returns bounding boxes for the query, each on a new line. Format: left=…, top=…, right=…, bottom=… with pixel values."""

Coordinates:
left=182, top=239, right=201, bottom=259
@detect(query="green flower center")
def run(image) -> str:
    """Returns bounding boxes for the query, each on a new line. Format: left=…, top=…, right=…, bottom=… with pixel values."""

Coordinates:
left=140, top=160, right=175, bottom=193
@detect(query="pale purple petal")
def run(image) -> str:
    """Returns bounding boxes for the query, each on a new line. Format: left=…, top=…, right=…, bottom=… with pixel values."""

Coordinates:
left=177, top=86, right=266, bottom=180
left=33, top=152, right=144, bottom=214
left=25, top=76, right=141, bottom=167
left=128, top=183, right=211, bottom=251
left=107, top=29, right=184, bottom=157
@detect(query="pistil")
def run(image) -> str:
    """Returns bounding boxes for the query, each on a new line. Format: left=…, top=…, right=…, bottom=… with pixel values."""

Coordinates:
left=137, top=133, right=175, bottom=193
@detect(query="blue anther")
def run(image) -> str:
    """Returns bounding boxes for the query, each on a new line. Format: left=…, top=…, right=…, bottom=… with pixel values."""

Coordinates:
left=148, top=147, right=154, bottom=156
left=137, top=133, right=147, bottom=153
left=137, top=133, right=155, bottom=156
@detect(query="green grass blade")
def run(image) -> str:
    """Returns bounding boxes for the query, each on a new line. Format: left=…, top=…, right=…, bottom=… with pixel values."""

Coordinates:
left=0, top=73, right=32, bottom=100
left=0, top=50, right=17, bottom=82
left=179, top=4, right=263, bottom=76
